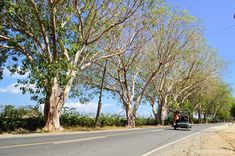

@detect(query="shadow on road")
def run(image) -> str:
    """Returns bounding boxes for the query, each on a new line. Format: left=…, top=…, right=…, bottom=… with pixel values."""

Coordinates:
left=164, top=128, right=191, bottom=131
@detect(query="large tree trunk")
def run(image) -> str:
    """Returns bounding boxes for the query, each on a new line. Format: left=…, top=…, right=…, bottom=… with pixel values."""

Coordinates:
left=157, top=98, right=168, bottom=125
left=150, top=100, right=158, bottom=122
left=157, top=105, right=163, bottom=125
left=162, top=105, right=168, bottom=124
left=43, top=78, right=66, bottom=131
left=43, top=103, right=63, bottom=131
left=157, top=105, right=168, bottom=125
left=125, top=106, right=135, bottom=127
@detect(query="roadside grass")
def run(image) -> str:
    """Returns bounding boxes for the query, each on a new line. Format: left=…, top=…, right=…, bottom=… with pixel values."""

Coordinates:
left=0, top=125, right=160, bottom=135
left=63, top=125, right=157, bottom=132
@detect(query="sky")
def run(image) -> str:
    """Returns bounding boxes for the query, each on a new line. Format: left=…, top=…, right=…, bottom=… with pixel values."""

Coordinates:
left=0, top=0, right=235, bottom=116
left=171, top=0, right=235, bottom=92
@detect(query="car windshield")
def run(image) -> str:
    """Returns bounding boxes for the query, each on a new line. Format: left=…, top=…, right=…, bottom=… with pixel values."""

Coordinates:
left=180, top=116, right=188, bottom=122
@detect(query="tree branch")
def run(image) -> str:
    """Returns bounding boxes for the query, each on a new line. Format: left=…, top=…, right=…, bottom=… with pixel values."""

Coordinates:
left=28, top=0, right=52, bottom=61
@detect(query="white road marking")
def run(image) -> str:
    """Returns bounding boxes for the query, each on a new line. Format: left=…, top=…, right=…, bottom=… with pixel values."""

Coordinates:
left=150, top=129, right=163, bottom=133
left=0, top=136, right=106, bottom=149
left=0, top=128, right=163, bottom=149
left=141, top=124, right=225, bottom=156
left=0, top=141, right=53, bottom=149
left=141, top=132, right=200, bottom=156
left=53, top=136, right=107, bottom=144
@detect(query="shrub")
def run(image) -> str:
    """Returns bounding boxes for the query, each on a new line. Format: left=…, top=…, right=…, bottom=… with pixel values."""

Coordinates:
left=0, top=105, right=44, bottom=132
left=0, top=105, right=157, bottom=132
left=136, top=117, right=156, bottom=126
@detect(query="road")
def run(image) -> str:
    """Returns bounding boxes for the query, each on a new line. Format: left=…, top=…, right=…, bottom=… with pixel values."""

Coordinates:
left=0, top=124, right=222, bottom=156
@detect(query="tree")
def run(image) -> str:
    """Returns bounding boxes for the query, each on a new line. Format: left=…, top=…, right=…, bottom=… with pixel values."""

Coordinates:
left=144, top=8, right=202, bottom=125
left=81, top=15, right=152, bottom=127
left=0, top=0, right=142, bottom=131
left=199, top=79, right=233, bottom=122
left=94, top=59, right=107, bottom=126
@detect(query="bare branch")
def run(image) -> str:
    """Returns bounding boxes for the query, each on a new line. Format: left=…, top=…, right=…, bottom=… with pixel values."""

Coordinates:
left=28, top=0, right=52, bottom=61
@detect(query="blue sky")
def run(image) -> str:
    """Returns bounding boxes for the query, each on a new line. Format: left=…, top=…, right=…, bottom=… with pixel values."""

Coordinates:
left=171, top=0, right=235, bottom=93
left=0, top=0, right=234, bottom=116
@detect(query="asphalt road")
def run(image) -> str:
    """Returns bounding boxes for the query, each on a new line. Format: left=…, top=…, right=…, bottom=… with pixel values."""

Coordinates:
left=0, top=123, right=222, bottom=156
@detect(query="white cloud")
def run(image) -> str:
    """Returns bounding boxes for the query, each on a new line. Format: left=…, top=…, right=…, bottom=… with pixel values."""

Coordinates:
left=0, top=83, right=21, bottom=94
left=3, top=68, right=29, bottom=79
left=0, top=83, right=36, bottom=94
left=65, top=102, right=98, bottom=113
left=64, top=102, right=114, bottom=114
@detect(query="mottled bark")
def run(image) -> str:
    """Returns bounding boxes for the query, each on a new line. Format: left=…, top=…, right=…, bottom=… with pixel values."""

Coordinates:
left=150, top=100, right=158, bottom=122
left=125, top=106, right=135, bottom=127
left=43, top=78, right=66, bottom=131
left=157, top=98, right=168, bottom=125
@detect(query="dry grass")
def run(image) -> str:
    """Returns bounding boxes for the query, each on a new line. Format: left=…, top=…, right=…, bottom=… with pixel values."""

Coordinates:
left=0, top=125, right=159, bottom=136
left=64, top=125, right=157, bottom=132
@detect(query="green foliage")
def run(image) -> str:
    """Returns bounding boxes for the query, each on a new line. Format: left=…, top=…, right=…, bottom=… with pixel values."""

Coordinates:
left=60, top=110, right=155, bottom=127
left=60, top=112, right=95, bottom=127
left=96, top=114, right=126, bottom=127
left=60, top=110, right=126, bottom=127
left=0, top=105, right=44, bottom=132
left=135, top=117, right=156, bottom=126
left=0, top=0, right=143, bottom=105
left=0, top=50, right=8, bottom=80
left=0, top=0, right=233, bottom=129
left=180, top=101, right=194, bottom=119
left=0, top=105, right=156, bottom=133
left=164, top=112, right=173, bottom=125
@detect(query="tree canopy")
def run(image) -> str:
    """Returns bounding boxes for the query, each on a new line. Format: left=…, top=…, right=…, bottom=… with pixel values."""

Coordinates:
left=0, top=0, right=233, bottom=130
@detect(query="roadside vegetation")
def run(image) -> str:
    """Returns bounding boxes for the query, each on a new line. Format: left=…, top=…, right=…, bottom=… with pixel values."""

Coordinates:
left=0, top=103, right=233, bottom=134
left=0, top=0, right=234, bottom=132
left=0, top=105, right=157, bottom=133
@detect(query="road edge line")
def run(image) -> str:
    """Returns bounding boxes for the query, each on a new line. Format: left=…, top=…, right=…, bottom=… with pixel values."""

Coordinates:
left=141, top=132, right=200, bottom=156
left=141, top=124, right=226, bottom=156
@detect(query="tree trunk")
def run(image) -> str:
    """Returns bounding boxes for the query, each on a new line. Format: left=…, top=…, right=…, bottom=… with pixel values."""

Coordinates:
left=157, top=105, right=163, bottom=125
left=157, top=98, right=167, bottom=125
left=43, top=103, right=63, bottom=131
left=162, top=104, right=168, bottom=124
left=43, top=78, right=65, bottom=131
left=204, top=114, right=208, bottom=123
left=95, top=60, right=107, bottom=126
left=198, top=110, right=202, bottom=124
left=150, top=100, right=158, bottom=122
left=125, top=106, right=135, bottom=127
left=198, top=111, right=202, bottom=123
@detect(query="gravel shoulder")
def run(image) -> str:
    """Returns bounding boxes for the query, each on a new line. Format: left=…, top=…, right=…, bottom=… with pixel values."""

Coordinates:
left=153, top=123, right=235, bottom=156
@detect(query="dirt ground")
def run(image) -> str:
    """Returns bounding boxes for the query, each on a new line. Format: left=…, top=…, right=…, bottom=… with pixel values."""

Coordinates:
left=154, top=123, right=235, bottom=156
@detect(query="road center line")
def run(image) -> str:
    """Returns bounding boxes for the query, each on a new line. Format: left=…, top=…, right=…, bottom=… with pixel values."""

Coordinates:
left=53, top=136, right=107, bottom=144
left=0, top=141, right=53, bottom=149
left=0, top=136, right=106, bottom=149
left=150, top=129, right=163, bottom=132
left=0, top=129, right=163, bottom=149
